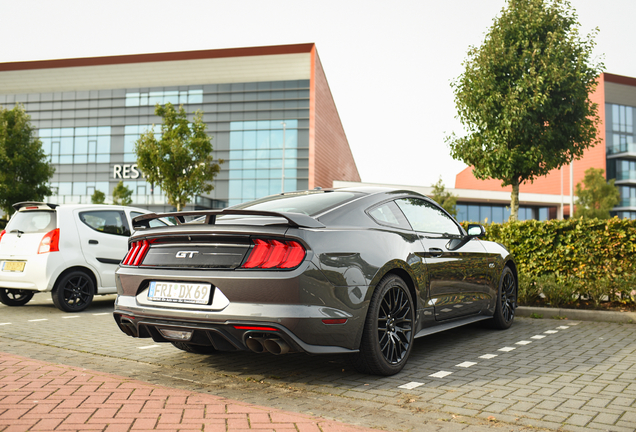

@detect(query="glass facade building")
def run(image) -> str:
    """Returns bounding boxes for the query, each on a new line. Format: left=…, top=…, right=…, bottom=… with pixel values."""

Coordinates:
left=606, top=102, right=636, bottom=218
left=0, top=44, right=360, bottom=212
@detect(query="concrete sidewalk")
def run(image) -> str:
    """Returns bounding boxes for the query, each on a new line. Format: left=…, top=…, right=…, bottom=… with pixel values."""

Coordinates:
left=0, top=352, right=375, bottom=432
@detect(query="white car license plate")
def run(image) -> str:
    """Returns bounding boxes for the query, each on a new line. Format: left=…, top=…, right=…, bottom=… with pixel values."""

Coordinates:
left=147, top=281, right=212, bottom=305
left=2, top=261, right=25, bottom=272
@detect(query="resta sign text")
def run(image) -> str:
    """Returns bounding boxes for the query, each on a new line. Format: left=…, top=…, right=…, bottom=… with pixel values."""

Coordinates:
left=113, top=164, right=144, bottom=179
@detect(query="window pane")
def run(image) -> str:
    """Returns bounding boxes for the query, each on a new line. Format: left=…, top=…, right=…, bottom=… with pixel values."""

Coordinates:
left=396, top=198, right=461, bottom=235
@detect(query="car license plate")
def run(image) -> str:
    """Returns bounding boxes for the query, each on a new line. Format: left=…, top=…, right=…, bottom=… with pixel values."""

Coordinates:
left=147, top=281, right=212, bottom=305
left=2, top=261, right=25, bottom=272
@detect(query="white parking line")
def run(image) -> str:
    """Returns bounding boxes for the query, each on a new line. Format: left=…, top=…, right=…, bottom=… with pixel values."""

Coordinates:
left=0, top=323, right=11, bottom=326
left=137, top=345, right=161, bottom=350
left=92, top=313, right=109, bottom=316
left=531, top=335, right=546, bottom=339
left=62, top=316, right=80, bottom=319
left=544, top=330, right=558, bottom=334
left=429, top=371, right=453, bottom=378
left=456, top=361, right=477, bottom=368
left=398, top=382, right=425, bottom=389
left=498, top=347, right=516, bottom=352
left=479, top=354, right=498, bottom=359
left=28, top=319, right=48, bottom=322
left=556, top=326, right=570, bottom=330
left=516, top=340, right=532, bottom=345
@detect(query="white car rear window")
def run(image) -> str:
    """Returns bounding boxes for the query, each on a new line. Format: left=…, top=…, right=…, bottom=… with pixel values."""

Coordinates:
left=5, top=211, right=56, bottom=234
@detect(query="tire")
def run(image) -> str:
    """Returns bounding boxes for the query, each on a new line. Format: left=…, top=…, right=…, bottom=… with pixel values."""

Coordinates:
left=353, top=274, right=415, bottom=376
left=489, top=266, right=516, bottom=329
left=170, top=341, right=217, bottom=354
left=0, top=288, right=35, bottom=306
left=52, top=271, right=95, bottom=312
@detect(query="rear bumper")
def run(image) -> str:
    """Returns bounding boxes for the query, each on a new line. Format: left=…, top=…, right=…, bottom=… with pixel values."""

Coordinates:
left=113, top=292, right=360, bottom=354
left=114, top=296, right=358, bottom=354
left=0, top=254, right=64, bottom=291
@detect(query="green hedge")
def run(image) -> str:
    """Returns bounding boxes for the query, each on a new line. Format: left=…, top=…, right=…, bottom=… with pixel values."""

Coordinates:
left=463, top=218, right=636, bottom=307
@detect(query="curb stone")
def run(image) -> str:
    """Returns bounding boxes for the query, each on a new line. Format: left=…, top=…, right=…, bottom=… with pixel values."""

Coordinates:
left=517, top=306, right=636, bottom=323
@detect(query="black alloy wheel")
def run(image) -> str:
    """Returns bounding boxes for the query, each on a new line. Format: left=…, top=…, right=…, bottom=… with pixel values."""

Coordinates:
left=0, top=288, right=35, bottom=306
left=353, top=274, right=414, bottom=376
left=52, top=271, right=95, bottom=312
left=490, top=266, right=516, bottom=329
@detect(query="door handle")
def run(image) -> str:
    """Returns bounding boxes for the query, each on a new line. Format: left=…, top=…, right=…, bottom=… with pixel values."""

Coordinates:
left=89, top=240, right=99, bottom=245
left=428, top=248, right=443, bottom=258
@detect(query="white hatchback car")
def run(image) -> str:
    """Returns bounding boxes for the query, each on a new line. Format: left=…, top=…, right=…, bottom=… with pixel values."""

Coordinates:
left=0, top=202, right=167, bottom=312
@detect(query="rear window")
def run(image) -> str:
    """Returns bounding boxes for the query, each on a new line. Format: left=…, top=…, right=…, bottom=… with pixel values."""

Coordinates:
left=230, top=191, right=361, bottom=216
left=5, top=211, right=56, bottom=234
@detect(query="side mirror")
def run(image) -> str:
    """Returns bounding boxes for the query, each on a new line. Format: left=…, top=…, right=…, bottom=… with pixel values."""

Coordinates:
left=467, top=224, right=486, bottom=237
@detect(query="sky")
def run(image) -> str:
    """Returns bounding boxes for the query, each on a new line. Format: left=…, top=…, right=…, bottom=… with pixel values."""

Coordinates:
left=1, top=0, right=635, bottom=188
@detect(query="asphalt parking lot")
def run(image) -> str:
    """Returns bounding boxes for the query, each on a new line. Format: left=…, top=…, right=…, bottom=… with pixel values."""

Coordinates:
left=1, top=294, right=635, bottom=431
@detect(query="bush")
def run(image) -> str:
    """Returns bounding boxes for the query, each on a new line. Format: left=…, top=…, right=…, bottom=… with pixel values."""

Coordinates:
left=464, top=218, right=636, bottom=308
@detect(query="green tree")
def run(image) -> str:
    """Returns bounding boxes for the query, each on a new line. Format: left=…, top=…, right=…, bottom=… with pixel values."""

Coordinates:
left=447, top=0, right=603, bottom=221
left=574, top=167, right=619, bottom=219
left=112, top=181, right=133, bottom=206
left=135, top=103, right=221, bottom=211
left=430, top=177, right=457, bottom=217
left=0, top=104, right=55, bottom=216
left=91, top=189, right=106, bottom=204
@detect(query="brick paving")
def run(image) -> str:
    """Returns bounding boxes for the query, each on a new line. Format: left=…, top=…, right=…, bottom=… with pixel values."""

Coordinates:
left=0, top=352, right=373, bottom=432
left=1, top=294, right=636, bottom=431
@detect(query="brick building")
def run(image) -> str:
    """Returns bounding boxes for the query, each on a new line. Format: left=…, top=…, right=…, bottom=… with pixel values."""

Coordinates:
left=0, top=43, right=360, bottom=211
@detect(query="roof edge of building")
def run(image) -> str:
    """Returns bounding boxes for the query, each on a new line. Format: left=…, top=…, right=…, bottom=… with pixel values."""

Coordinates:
left=604, top=72, right=636, bottom=88
left=0, top=43, right=316, bottom=72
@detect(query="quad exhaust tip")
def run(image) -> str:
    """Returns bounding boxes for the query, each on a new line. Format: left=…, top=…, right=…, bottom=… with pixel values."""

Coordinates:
left=246, top=336, right=290, bottom=355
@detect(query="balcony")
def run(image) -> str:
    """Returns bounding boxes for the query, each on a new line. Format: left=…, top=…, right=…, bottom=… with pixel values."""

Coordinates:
left=44, top=194, right=171, bottom=205
left=618, top=197, right=636, bottom=208
left=615, top=171, right=636, bottom=182
left=607, top=143, right=636, bottom=157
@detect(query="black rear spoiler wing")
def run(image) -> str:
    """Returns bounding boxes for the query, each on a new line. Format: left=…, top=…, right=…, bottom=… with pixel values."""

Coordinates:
left=133, top=209, right=325, bottom=229
left=13, top=202, right=59, bottom=211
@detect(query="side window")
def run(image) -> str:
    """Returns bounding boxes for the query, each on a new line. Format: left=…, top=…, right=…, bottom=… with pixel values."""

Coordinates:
left=131, top=211, right=168, bottom=228
left=395, top=198, right=461, bottom=236
left=367, top=201, right=411, bottom=230
left=80, top=211, right=131, bottom=237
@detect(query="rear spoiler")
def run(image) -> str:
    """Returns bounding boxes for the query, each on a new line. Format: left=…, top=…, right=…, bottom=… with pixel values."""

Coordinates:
left=133, top=209, right=326, bottom=229
left=13, top=202, right=59, bottom=211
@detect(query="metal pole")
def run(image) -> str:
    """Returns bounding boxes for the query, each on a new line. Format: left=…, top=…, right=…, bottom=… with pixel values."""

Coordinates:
left=281, top=121, right=286, bottom=193
left=560, top=166, right=564, bottom=219
left=569, top=161, right=574, bottom=218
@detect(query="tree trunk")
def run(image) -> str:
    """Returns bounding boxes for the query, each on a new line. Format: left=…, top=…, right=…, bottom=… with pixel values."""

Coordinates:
left=510, top=180, right=520, bottom=222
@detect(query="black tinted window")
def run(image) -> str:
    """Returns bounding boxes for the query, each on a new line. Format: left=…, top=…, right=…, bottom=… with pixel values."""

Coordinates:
left=367, top=201, right=411, bottom=229
left=395, top=198, right=461, bottom=236
left=80, top=211, right=131, bottom=236
left=230, top=191, right=361, bottom=216
left=6, top=211, right=56, bottom=234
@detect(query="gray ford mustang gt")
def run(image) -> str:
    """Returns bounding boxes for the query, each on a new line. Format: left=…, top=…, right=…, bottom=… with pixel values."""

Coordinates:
left=114, top=187, right=517, bottom=376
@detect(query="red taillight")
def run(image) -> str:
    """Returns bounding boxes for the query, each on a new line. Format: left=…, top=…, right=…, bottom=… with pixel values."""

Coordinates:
left=242, top=239, right=271, bottom=268
left=322, top=318, right=348, bottom=325
left=122, top=239, right=150, bottom=266
left=38, top=228, right=60, bottom=254
left=233, top=325, right=279, bottom=331
left=241, top=239, right=306, bottom=269
left=280, top=241, right=305, bottom=269
left=0, top=230, right=5, bottom=243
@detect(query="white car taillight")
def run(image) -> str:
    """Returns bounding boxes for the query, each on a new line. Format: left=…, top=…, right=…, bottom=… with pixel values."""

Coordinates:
left=38, top=228, right=60, bottom=254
